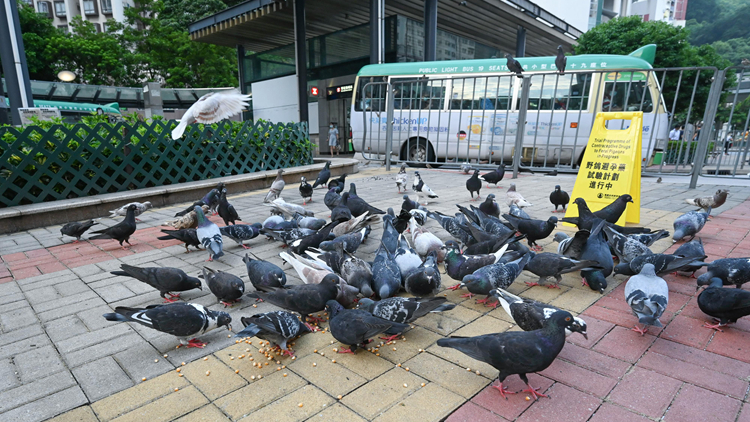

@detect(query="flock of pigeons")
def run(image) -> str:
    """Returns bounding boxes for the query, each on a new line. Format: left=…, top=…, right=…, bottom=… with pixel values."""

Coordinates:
left=55, top=161, right=749, bottom=402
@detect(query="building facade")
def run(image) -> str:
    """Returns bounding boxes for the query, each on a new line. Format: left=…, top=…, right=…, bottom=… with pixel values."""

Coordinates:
left=20, top=0, right=134, bottom=33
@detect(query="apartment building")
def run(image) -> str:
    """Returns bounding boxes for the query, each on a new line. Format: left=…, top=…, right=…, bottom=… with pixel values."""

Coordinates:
left=20, top=0, right=134, bottom=33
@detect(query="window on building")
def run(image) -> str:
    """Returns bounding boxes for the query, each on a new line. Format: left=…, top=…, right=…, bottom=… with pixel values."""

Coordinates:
left=37, top=1, right=52, bottom=17
left=83, top=0, right=97, bottom=15
left=20, top=0, right=32, bottom=5
left=391, top=78, right=446, bottom=110
left=54, top=1, right=65, bottom=16
left=93, top=23, right=101, bottom=32
left=101, top=0, right=112, bottom=14
left=451, top=76, right=513, bottom=111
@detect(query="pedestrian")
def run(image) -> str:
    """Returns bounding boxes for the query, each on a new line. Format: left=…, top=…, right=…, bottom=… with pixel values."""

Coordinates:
left=328, top=123, right=339, bottom=156
left=725, top=132, right=733, bottom=156
left=669, top=125, right=680, bottom=142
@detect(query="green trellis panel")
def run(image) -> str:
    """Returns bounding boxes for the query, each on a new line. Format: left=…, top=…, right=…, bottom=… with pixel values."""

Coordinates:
left=0, top=120, right=312, bottom=208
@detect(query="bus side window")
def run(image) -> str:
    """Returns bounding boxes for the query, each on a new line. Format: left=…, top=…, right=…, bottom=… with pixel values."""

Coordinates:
left=450, top=76, right=512, bottom=111
left=355, top=79, right=387, bottom=112
left=520, top=74, right=590, bottom=111
left=391, top=78, right=446, bottom=110
left=601, top=81, right=653, bottom=113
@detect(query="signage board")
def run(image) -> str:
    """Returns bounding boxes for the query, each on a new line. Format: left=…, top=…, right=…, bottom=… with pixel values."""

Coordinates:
left=18, top=107, right=61, bottom=125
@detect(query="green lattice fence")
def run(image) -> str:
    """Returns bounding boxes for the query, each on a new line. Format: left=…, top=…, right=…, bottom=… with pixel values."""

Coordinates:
left=0, top=119, right=312, bottom=207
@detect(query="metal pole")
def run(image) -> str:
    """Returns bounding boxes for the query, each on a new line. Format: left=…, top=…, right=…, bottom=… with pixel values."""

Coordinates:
left=515, top=26, right=526, bottom=58
left=293, top=0, right=309, bottom=123
left=689, top=70, right=725, bottom=189
left=385, top=83, right=395, bottom=171
left=423, top=0, right=437, bottom=62
left=513, top=76, right=531, bottom=178
left=370, top=0, right=384, bottom=64
left=0, top=0, right=33, bottom=125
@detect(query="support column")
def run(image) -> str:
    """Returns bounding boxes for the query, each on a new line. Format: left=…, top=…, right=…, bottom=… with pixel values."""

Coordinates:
left=293, top=0, right=309, bottom=123
left=237, top=45, right=247, bottom=94
left=0, top=0, right=33, bottom=125
left=370, top=0, right=384, bottom=64
left=515, top=25, right=526, bottom=58
left=142, top=82, right=163, bottom=119
left=423, top=0, right=437, bottom=62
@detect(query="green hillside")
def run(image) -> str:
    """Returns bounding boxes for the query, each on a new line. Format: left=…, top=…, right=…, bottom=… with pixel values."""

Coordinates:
left=686, top=0, right=750, bottom=65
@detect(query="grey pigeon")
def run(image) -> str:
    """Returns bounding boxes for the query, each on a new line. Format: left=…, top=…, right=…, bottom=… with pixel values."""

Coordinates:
left=343, top=191, right=385, bottom=217
left=243, top=252, right=287, bottom=291
left=158, top=228, right=202, bottom=253
left=331, top=194, right=354, bottom=222
left=110, top=264, right=202, bottom=302
left=264, top=198, right=315, bottom=218
left=502, top=214, right=557, bottom=252
left=264, top=169, right=285, bottom=203
left=505, top=53, right=523, bottom=78
left=427, top=211, right=473, bottom=246
left=444, top=241, right=509, bottom=283
left=697, top=258, right=750, bottom=289
left=202, top=267, right=244, bottom=307
left=299, top=176, right=313, bottom=205
left=328, top=173, right=347, bottom=191
left=624, top=264, right=668, bottom=335
left=103, top=303, right=231, bottom=348
left=175, top=200, right=206, bottom=218
left=236, top=311, right=313, bottom=356
left=195, top=205, right=223, bottom=261
left=220, top=223, right=262, bottom=249
left=246, top=274, right=339, bottom=323
left=326, top=300, right=409, bottom=354
left=673, top=238, right=706, bottom=276
left=697, top=277, right=750, bottom=331
left=319, top=227, right=368, bottom=254
left=509, top=202, right=531, bottom=220
left=629, top=230, right=670, bottom=247
left=492, top=288, right=586, bottom=338
left=686, top=189, right=728, bottom=213
left=324, top=186, right=343, bottom=211
left=358, top=296, right=455, bottom=339
left=381, top=212, right=400, bottom=254
left=340, top=254, right=374, bottom=297
left=603, top=225, right=653, bottom=263
left=201, top=182, right=225, bottom=214
left=524, top=252, right=600, bottom=288
left=61, top=220, right=97, bottom=242
left=673, top=209, right=710, bottom=242
left=614, top=253, right=705, bottom=277
left=295, top=214, right=328, bottom=231
left=549, top=185, right=569, bottom=213
left=332, top=213, right=377, bottom=237
left=372, top=241, right=402, bottom=299
left=459, top=253, right=533, bottom=307
left=403, top=250, right=442, bottom=297
left=312, top=161, right=331, bottom=189
left=413, top=171, right=439, bottom=205
left=89, top=205, right=137, bottom=249
left=555, top=45, right=567, bottom=74
left=479, top=194, right=501, bottom=218
left=109, top=201, right=152, bottom=221
left=437, top=310, right=576, bottom=400
left=460, top=163, right=473, bottom=174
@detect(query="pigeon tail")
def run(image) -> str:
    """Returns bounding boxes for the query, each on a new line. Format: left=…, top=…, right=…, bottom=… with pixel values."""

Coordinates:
left=431, top=303, right=457, bottom=313
left=637, top=315, right=663, bottom=328
left=103, top=312, right=130, bottom=322
left=172, top=119, right=189, bottom=140
left=110, top=270, right=129, bottom=277
left=235, top=324, right=262, bottom=338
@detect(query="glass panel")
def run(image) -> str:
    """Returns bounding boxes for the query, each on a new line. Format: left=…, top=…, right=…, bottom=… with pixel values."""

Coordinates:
left=391, top=78, right=445, bottom=110
left=83, top=0, right=96, bottom=14
left=519, top=73, right=591, bottom=111
left=76, top=86, right=99, bottom=100
left=101, top=0, right=112, bottom=13
left=396, top=16, right=501, bottom=62
left=601, top=81, right=653, bottom=112
left=54, top=1, right=65, bottom=16
left=38, top=2, right=49, bottom=13
left=451, top=76, right=512, bottom=111
left=354, top=78, right=386, bottom=112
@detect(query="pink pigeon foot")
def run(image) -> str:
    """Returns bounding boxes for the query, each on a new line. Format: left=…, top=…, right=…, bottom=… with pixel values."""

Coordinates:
left=521, top=384, right=549, bottom=400
left=448, top=283, right=463, bottom=291
left=186, top=338, right=207, bottom=348
left=460, top=292, right=475, bottom=298
left=337, top=347, right=355, bottom=354
left=379, top=334, right=401, bottom=341
left=491, top=381, right=516, bottom=400
left=631, top=325, right=649, bottom=336
left=525, top=282, right=540, bottom=287
left=703, top=321, right=725, bottom=332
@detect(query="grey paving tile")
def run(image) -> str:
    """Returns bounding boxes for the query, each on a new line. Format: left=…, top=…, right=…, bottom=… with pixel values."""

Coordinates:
left=0, top=306, right=37, bottom=332
left=0, top=358, right=18, bottom=393
left=44, top=315, right=89, bottom=343
left=63, top=332, right=142, bottom=368
left=0, top=370, right=76, bottom=413
left=96, top=283, right=135, bottom=303
left=114, top=342, right=175, bottom=382
left=0, top=335, right=48, bottom=360
left=0, top=386, right=86, bottom=422
left=37, top=297, right=107, bottom=323
left=72, top=356, right=133, bottom=402
left=14, top=345, right=65, bottom=383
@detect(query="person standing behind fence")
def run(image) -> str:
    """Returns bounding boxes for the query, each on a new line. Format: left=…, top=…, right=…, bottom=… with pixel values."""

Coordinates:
left=669, top=126, right=680, bottom=142
left=328, top=123, right=339, bottom=156
left=725, top=132, right=733, bottom=156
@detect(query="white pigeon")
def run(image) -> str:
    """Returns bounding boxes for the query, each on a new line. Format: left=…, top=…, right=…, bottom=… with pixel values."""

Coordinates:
left=413, top=171, right=439, bottom=205
left=171, top=89, right=251, bottom=140
left=263, top=197, right=314, bottom=217
left=396, top=164, right=408, bottom=193
left=506, top=183, right=532, bottom=207
left=394, top=234, right=422, bottom=280
left=624, top=263, right=668, bottom=336
left=109, top=201, right=152, bottom=221
left=409, top=217, right=445, bottom=261
left=264, top=169, right=286, bottom=203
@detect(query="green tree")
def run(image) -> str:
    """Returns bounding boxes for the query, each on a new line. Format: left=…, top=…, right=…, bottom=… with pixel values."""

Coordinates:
left=160, top=0, right=228, bottom=30
left=0, top=2, right=60, bottom=81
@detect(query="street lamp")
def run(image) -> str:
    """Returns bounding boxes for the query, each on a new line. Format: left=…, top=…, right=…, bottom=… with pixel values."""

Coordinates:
left=57, top=70, right=76, bottom=82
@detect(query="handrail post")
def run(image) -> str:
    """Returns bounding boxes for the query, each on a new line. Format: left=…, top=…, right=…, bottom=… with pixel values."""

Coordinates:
left=513, top=76, right=532, bottom=179
left=385, top=82, right=394, bottom=171
left=689, top=69, right=725, bottom=189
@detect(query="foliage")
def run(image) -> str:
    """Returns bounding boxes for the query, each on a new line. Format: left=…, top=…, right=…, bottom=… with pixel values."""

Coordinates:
left=0, top=3, right=60, bottom=81
left=686, top=0, right=750, bottom=65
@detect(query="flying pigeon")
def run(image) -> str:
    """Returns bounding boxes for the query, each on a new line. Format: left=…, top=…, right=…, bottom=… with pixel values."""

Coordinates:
left=195, top=205, right=223, bottom=261
left=413, top=171, right=439, bottom=205
left=326, top=300, right=409, bottom=354
left=246, top=274, right=339, bottom=323
left=312, top=161, right=331, bottom=189
left=697, top=258, right=750, bottom=289
left=698, top=277, right=750, bottom=331
left=264, top=169, right=286, bottom=204
left=218, top=188, right=241, bottom=225
left=396, top=164, right=408, bottom=193
left=686, top=189, right=728, bottom=214
left=403, top=250, right=442, bottom=297
left=235, top=311, right=314, bottom=356
left=110, top=264, right=202, bottom=303
left=60, top=220, right=97, bottom=243
left=492, top=288, right=586, bottom=337
left=171, top=89, right=250, bottom=140
left=220, top=223, right=262, bottom=249
left=505, top=53, right=523, bottom=78
left=437, top=310, right=576, bottom=400
left=614, top=253, right=705, bottom=276
left=602, top=225, right=653, bottom=263
left=459, top=253, right=532, bottom=306
left=555, top=45, right=567, bottom=74
left=502, top=214, right=557, bottom=252
left=202, top=267, right=244, bottom=307
left=103, top=303, right=231, bottom=348
left=158, top=228, right=201, bottom=253
left=624, top=263, right=668, bottom=335
left=506, top=184, right=532, bottom=207
left=89, top=204, right=137, bottom=249
left=109, top=201, right=152, bottom=221
left=466, top=169, right=482, bottom=201
left=549, top=185, right=569, bottom=213
left=673, top=209, right=710, bottom=242
left=299, top=176, right=313, bottom=205
left=243, top=252, right=287, bottom=291
left=524, top=252, right=600, bottom=288
left=479, top=194, right=501, bottom=218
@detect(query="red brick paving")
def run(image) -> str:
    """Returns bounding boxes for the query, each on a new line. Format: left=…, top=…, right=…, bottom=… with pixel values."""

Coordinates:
left=470, top=374, right=554, bottom=421
left=608, top=368, right=682, bottom=418
left=592, top=326, right=657, bottom=363
left=515, top=383, right=600, bottom=422
left=588, top=403, right=651, bottom=422
left=445, top=402, right=508, bottom=422
left=663, top=384, right=742, bottom=422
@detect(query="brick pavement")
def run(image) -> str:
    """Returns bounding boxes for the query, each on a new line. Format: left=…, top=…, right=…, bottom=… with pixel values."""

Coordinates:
left=1, top=164, right=750, bottom=421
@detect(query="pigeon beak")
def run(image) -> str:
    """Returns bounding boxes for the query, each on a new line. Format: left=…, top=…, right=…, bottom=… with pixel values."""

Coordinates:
left=227, top=324, right=233, bottom=331
left=581, top=331, right=588, bottom=340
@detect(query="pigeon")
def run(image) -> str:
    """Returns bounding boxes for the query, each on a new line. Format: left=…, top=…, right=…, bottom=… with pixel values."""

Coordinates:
left=340, top=254, right=374, bottom=297
left=332, top=213, right=377, bottom=237
left=312, top=161, right=331, bottom=189
left=358, top=297, right=455, bottom=326
left=262, top=215, right=288, bottom=230
left=624, top=264, right=668, bottom=335
left=261, top=227, right=315, bottom=246
left=549, top=185, right=569, bottom=213
left=246, top=274, right=339, bottom=323
left=438, top=310, right=576, bottom=400
left=562, top=198, right=652, bottom=235
left=201, top=182, right=225, bottom=215
left=218, top=189, right=241, bottom=225
left=158, top=228, right=202, bottom=253
left=343, top=191, right=385, bottom=217
left=401, top=195, right=421, bottom=212
left=396, top=164, right=408, bottom=193
left=427, top=211, right=473, bottom=246
left=110, top=264, right=202, bottom=303
left=555, top=45, right=567, bottom=74
left=480, top=164, right=506, bottom=188
left=509, top=201, right=531, bottom=220
left=104, top=303, right=231, bottom=348
left=264, top=169, right=286, bottom=203
left=506, top=184, right=532, bottom=207
left=381, top=212, right=401, bottom=254
left=328, top=173, right=347, bottom=191
left=466, top=169, right=482, bottom=201
left=372, top=240, right=402, bottom=299
left=324, top=186, right=343, bottom=211
left=294, top=214, right=327, bottom=231
left=89, top=205, right=138, bottom=249
left=60, top=220, right=98, bottom=243
left=579, top=221, right=613, bottom=293
left=171, top=89, right=250, bottom=140
left=194, top=206, right=223, bottom=261
left=413, top=171, right=439, bottom=205
left=594, top=194, right=633, bottom=224
left=109, top=201, right=152, bottom=221
left=459, top=254, right=532, bottom=306
left=629, top=230, right=670, bottom=247
left=502, top=214, right=557, bottom=252
left=656, top=177, right=662, bottom=183
left=614, top=253, right=705, bottom=277
left=505, top=53, right=523, bottom=78
left=673, top=238, right=706, bottom=276
left=299, top=176, right=313, bottom=205
left=220, top=223, right=262, bottom=249
left=697, top=258, right=750, bottom=289
left=243, top=252, right=287, bottom=291
left=326, top=300, right=409, bottom=354
left=163, top=205, right=210, bottom=230
left=319, top=227, right=368, bottom=254
left=686, top=189, right=728, bottom=214
left=394, top=234, right=423, bottom=280
left=174, top=201, right=206, bottom=218
left=697, top=277, right=750, bottom=331
left=280, top=251, right=344, bottom=287
left=492, top=288, right=586, bottom=337
left=411, top=218, right=446, bottom=260
left=460, top=163, right=473, bottom=174
left=411, top=171, right=419, bottom=192
left=673, top=209, right=710, bottom=242
left=479, top=194, right=501, bottom=218
left=288, top=222, right=336, bottom=255
left=524, top=252, right=600, bottom=288
left=331, top=194, right=354, bottom=222
left=201, top=267, right=244, bottom=307
left=404, top=250, right=442, bottom=297
left=308, top=243, right=346, bottom=275
left=235, top=311, right=313, bottom=356
left=603, top=225, right=653, bottom=263
left=444, top=241, right=508, bottom=282
left=264, top=197, right=315, bottom=218
left=545, top=169, right=558, bottom=176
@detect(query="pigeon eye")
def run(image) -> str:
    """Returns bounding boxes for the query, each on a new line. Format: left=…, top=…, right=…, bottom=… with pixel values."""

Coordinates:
left=565, top=317, right=571, bottom=321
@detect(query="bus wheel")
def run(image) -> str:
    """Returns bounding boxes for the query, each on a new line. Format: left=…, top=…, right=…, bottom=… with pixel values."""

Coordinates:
left=403, top=139, right=435, bottom=166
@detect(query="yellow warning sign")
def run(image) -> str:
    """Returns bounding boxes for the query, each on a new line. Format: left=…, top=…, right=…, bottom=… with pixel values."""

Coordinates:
left=564, top=112, right=642, bottom=226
